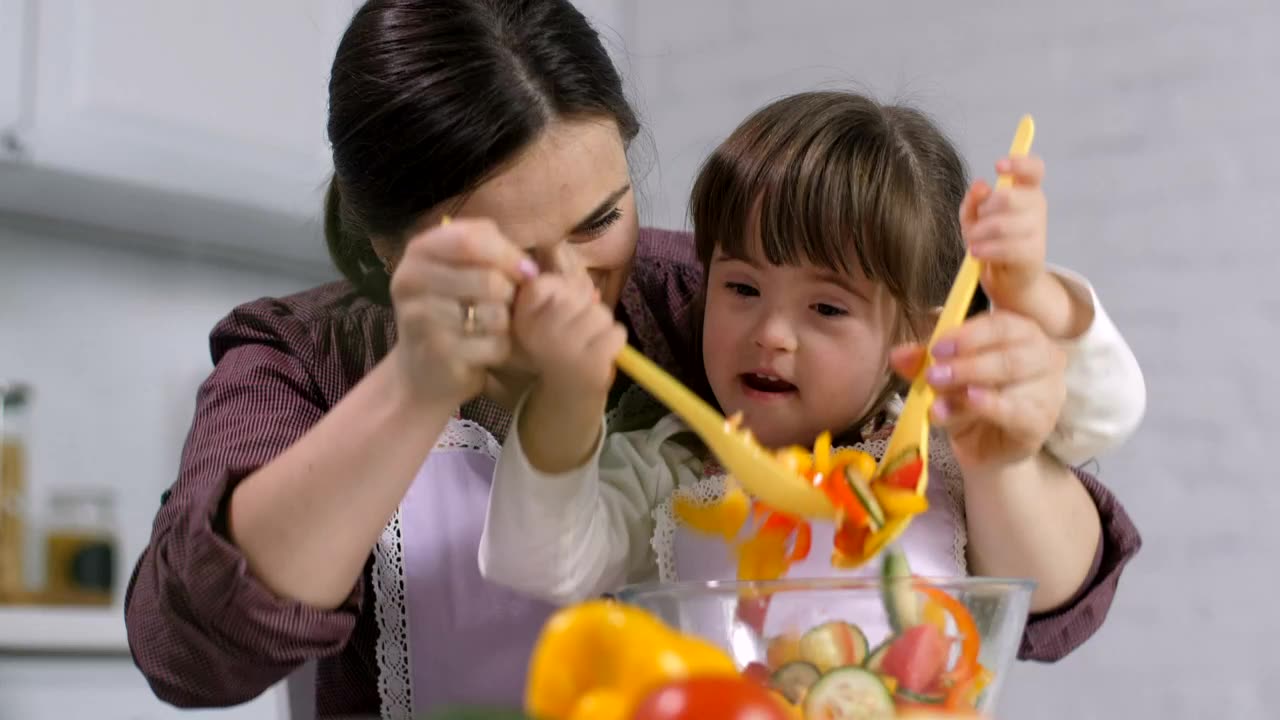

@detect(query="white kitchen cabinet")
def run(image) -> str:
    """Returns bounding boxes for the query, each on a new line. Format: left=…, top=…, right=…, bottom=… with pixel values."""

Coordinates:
left=0, top=0, right=359, bottom=270
left=0, top=0, right=28, bottom=155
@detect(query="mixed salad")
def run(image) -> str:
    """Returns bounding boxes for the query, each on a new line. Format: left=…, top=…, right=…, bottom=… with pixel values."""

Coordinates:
left=673, top=430, right=930, bottom=580
left=426, top=551, right=991, bottom=720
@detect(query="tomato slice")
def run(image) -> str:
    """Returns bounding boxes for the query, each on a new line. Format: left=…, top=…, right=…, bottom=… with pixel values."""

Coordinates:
left=881, top=456, right=924, bottom=491
left=631, top=677, right=791, bottom=720
left=878, top=624, right=951, bottom=694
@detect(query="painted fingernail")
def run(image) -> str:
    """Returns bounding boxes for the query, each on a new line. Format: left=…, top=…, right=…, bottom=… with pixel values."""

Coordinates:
left=518, top=258, right=540, bottom=279
left=967, top=386, right=988, bottom=404
left=932, top=340, right=957, bottom=359
left=926, top=364, right=953, bottom=386
left=996, top=159, right=1012, bottom=172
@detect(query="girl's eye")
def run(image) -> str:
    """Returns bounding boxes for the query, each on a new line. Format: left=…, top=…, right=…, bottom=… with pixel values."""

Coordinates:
left=578, top=208, right=623, bottom=238
left=725, top=281, right=759, bottom=297
left=813, top=303, right=848, bottom=317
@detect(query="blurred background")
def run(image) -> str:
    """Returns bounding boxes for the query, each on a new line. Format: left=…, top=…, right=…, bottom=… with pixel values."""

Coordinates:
left=0, top=0, right=1275, bottom=718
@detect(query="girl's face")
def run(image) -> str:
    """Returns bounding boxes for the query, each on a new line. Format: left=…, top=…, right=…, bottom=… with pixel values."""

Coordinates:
left=701, top=241, right=899, bottom=450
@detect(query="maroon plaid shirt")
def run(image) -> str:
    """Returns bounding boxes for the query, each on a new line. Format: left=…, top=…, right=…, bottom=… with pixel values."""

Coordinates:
left=123, top=228, right=1141, bottom=717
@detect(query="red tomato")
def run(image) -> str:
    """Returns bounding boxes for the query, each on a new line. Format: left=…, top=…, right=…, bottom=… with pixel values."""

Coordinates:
left=735, top=597, right=772, bottom=634
left=741, top=661, right=772, bottom=687
left=631, top=677, right=790, bottom=720
left=883, top=457, right=924, bottom=491
left=878, top=624, right=951, bottom=694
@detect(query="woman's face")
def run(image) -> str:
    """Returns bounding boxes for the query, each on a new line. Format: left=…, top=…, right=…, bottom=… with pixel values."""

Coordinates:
left=387, top=116, right=637, bottom=405
left=417, top=116, right=639, bottom=309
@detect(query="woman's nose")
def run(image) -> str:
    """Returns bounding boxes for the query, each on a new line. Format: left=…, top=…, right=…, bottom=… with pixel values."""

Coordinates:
left=753, top=311, right=797, bottom=353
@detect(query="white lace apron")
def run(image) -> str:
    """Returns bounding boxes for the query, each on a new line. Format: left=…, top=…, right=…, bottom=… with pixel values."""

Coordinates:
left=371, top=418, right=557, bottom=719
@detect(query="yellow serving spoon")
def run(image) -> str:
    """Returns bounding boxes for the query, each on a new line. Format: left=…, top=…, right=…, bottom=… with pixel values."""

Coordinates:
left=615, top=345, right=838, bottom=519
left=856, top=115, right=1037, bottom=558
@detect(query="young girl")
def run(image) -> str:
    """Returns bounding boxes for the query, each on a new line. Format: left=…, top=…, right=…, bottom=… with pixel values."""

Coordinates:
left=479, top=92, right=1141, bottom=627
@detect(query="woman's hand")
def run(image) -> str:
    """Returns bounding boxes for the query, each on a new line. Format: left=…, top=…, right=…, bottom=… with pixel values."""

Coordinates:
left=891, top=311, right=1099, bottom=612
left=388, top=218, right=539, bottom=408
left=890, top=309, right=1067, bottom=473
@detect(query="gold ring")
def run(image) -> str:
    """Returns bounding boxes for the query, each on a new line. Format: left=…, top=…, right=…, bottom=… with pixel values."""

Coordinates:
left=462, top=302, right=479, bottom=335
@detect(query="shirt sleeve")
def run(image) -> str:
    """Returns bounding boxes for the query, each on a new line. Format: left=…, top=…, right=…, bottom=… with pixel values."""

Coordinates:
left=123, top=307, right=362, bottom=708
left=1043, top=266, right=1148, bottom=466
left=1019, top=466, right=1142, bottom=661
left=479, top=405, right=699, bottom=605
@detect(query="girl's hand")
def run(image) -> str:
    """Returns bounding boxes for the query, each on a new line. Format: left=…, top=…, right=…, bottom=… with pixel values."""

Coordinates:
left=890, top=309, right=1067, bottom=472
left=962, top=154, right=1088, bottom=340
left=387, top=218, right=539, bottom=409
left=512, top=268, right=628, bottom=395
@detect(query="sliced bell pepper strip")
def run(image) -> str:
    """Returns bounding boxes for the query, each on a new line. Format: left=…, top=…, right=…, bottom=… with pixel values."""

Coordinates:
left=916, top=583, right=981, bottom=686
left=673, top=486, right=751, bottom=541
left=788, top=522, right=812, bottom=562
left=833, top=448, right=878, bottom=485
left=813, top=431, right=833, bottom=477
left=525, top=600, right=739, bottom=720
left=872, top=484, right=930, bottom=517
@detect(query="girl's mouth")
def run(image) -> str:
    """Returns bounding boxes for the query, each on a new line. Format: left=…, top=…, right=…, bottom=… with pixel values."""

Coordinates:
left=740, top=372, right=798, bottom=396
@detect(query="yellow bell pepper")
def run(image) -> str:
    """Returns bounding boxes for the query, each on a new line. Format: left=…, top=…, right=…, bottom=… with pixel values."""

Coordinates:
left=832, top=447, right=877, bottom=484
left=673, top=486, right=751, bottom=541
left=872, top=484, right=930, bottom=517
left=525, top=600, right=739, bottom=720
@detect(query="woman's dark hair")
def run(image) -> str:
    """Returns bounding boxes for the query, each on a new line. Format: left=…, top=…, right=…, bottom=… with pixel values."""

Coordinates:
left=325, top=0, right=640, bottom=303
left=689, top=91, right=970, bottom=437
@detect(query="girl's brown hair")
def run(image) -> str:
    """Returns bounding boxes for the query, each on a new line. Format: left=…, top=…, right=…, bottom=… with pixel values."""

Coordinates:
left=689, top=91, right=971, bottom=435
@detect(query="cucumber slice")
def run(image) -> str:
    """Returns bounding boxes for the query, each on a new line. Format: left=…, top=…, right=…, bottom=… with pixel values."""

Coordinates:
left=844, top=465, right=886, bottom=529
left=771, top=660, right=821, bottom=704
left=799, top=621, right=870, bottom=671
left=863, top=638, right=893, bottom=673
left=896, top=688, right=946, bottom=705
left=876, top=446, right=919, bottom=479
left=881, top=549, right=921, bottom=632
left=802, top=666, right=895, bottom=720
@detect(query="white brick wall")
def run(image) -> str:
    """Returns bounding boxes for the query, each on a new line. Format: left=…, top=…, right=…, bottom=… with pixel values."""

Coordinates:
left=611, top=1, right=1280, bottom=717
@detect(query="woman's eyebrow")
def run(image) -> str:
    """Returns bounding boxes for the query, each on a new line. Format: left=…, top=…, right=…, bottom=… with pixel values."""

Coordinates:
left=571, top=183, right=631, bottom=231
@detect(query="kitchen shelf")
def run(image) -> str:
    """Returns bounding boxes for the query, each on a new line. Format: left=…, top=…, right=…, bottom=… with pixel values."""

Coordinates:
left=0, top=606, right=129, bottom=654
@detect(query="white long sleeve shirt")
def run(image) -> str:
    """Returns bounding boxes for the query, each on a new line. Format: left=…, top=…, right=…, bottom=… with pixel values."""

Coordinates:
left=479, top=271, right=1145, bottom=604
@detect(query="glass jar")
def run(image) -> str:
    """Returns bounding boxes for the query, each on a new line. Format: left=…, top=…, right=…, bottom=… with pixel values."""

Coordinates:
left=0, top=382, right=31, bottom=600
left=44, top=487, right=117, bottom=605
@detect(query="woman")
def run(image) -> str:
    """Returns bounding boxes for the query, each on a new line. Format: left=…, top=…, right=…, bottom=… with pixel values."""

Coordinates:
left=124, top=0, right=1140, bottom=716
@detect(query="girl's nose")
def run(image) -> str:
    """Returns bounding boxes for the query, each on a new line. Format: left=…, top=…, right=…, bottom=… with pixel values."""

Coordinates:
left=753, top=311, right=798, bottom=353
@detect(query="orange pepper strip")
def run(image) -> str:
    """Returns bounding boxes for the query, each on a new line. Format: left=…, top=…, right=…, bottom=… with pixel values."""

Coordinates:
left=788, top=522, right=812, bottom=562
left=916, top=583, right=981, bottom=685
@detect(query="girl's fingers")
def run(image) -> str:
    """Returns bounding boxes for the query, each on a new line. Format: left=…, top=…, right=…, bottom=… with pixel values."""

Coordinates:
left=994, top=154, right=1046, bottom=187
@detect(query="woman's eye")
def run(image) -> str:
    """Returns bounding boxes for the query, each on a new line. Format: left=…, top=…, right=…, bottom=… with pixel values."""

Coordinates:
left=578, top=208, right=623, bottom=237
left=813, top=303, right=847, bottom=317
left=725, top=282, right=759, bottom=297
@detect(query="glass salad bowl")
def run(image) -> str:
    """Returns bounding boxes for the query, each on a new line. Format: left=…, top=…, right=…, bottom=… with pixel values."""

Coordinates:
left=615, top=566, right=1034, bottom=718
